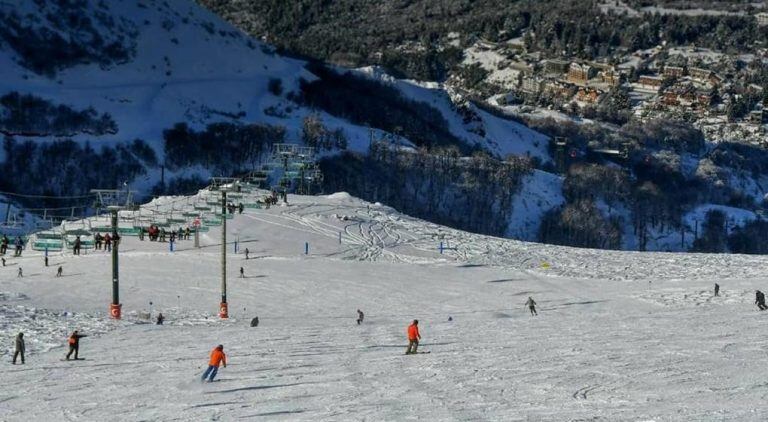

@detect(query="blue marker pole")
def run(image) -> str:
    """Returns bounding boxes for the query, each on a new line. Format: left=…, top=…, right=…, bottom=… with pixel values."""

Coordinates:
left=305, top=242, right=309, bottom=255
left=339, top=232, right=342, bottom=244
left=439, top=241, right=443, bottom=254
left=169, top=240, right=174, bottom=252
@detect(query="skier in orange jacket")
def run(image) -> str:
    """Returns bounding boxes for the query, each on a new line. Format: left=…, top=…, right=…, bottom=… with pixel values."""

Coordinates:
left=201, top=345, right=227, bottom=382
left=406, top=320, right=421, bottom=354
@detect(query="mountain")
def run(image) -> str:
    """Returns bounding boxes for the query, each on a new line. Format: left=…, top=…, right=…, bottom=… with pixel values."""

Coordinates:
left=1, top=0, right=767, bottom=253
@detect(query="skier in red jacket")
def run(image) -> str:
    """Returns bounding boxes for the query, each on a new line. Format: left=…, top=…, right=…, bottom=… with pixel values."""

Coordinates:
left=406, top=320, right=421, bottom=355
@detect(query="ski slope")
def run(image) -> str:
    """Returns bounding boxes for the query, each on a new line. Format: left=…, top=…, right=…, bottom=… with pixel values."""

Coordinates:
left=2, top=191, right=768, bottom=421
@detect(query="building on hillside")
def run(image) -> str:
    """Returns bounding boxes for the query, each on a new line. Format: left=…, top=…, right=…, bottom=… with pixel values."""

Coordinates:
left=567, top=62, right=596, bottom=84
left=689, top=67, right=713, bottom=82
left=521, top=76, right=543, bottom=93
left=756, top=12, right=768, bottom=26
left=543, top=80, right=574, bottom=98
left=638, top=75, right=664, bottom=90
left=544, top=59, right=570, bottom=75
left=663, top=66, right=685, bottom=79
left=600, top=69, right=622, bottom=86
left=750, top=109, right=766, bottom=123
left=576, top=86, right=601, bottom=103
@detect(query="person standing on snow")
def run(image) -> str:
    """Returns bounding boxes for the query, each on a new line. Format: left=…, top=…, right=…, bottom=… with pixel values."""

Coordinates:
left=755, top=290, right=767, bottom=311
left=201, top=344, right=227, bottom=382
left=56, top=266, right=63, bottom=277
left=66, top=330, right=87, bottom=360
left=356, top=309, right=364, bottom=325
left=525, top=296, right=538, bottom=316
left=12, top=332, right=25, bottom=364
left=714, top=283, right=720, bottom=297
left=245, top=248, right=250, bottom=260
left=405, top=320, right=421, bottom=355
left=156, top=313, right=164, bottom=325
left=239, top=267, right=244, bottom=278
left=17, top=267, right=22, bottom=277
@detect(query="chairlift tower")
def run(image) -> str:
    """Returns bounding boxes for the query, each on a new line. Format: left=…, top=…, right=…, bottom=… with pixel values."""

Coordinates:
left=91, top=189, right=135, bottom=320
left=210, top=177, right=240, bottom=319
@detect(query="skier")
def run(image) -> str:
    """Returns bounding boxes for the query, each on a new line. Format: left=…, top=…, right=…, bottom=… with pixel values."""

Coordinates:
left=65, top=330, right=87, bottom=360
left=250, top=317, right=259, bottom=327
left=356, top=309, right=364, bottom=325
left=756, top=290, right=767, bottom=311
left=239, top=267, right=245, bottom=278
left=44, top=255, right=48, bottom=267
left=201, top=344, right=227, bottom=382
left=245, top=248, right=250, bottom=260
left=14, top=236, right=22, bottom=256
left=1, top=257, right=5, bottom=266
left=184, top=227, right=191, bottom=240
left=56, top=266, right=63, bottom=277
left=0, top=234, right=7, bottom=254
left=525, top=296, right=538, bottom=316
left=156, top=312, right=164, bottom=325
left=405, top=319, right=421, bottom=355
left=238, top=203, right=244, bottom=214
left=714, top=283, right=720, bottom=297
left=12, top=332, right=25, bottom=364
left=17, top=267, right=22, bottom=278
left=74, top=235, right=82, bottom=255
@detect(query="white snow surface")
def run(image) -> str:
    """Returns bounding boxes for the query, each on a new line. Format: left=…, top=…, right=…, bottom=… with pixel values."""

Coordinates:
left=2, top=190, right=768, bottom=421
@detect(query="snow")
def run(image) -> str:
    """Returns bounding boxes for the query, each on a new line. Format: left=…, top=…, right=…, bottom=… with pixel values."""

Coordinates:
left=3, top=190, right=768, bottom=420
left=506, top=170, right=564, bottom=240
left=355, top=66, right=551, bottom=162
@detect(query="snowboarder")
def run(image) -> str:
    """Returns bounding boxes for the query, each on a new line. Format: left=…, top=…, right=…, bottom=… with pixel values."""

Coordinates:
left=525, top=296, right=538, bottom=316
left=250, top=317, right=259, bottom=327
left=201, top=345, right=226, bottom=382
left=239, top=267, right=244, bottom=278
left=156, top=312, right=164, bottom=325
left=56, top=266, right=63, bottom=277
left=714, top=283, right=720, bottom=297
left=12, top=332, right=25, bottom=364
left=244, top=248, right=249, bottom=260
left=405, top=319, right=421, bottom=355
left=17, top=267, right=22, bottom=277
left=356, top=309, right=364, bottom=325
left=756, top=290, right=767, bottom=311
left=65, top=330, right=87, bottom=360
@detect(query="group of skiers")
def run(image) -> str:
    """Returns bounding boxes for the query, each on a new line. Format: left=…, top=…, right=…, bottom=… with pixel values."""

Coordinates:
left=93, top=233, right=118, bottom=251
left=139, top=226, right=191, bottom=243
left=0, top=235, right=24, bottom=257
left=226, top=202, right=245, bottom=215
left=9, top=330, right=86, bottom=364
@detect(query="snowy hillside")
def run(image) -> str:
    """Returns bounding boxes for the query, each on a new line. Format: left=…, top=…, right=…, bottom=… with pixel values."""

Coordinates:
left=3, top=190, right=768, bottom=420
left=0, top=0, right=551, bottom=172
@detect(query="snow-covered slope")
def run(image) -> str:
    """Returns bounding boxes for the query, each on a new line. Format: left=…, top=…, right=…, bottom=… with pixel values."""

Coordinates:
left=2, top=190, right=768, bottom=420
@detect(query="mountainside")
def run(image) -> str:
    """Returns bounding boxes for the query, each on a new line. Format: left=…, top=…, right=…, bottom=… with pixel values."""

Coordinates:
left=2, top=0, right=768, bottom=253
left=0, top=0, right=554, bottom=238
